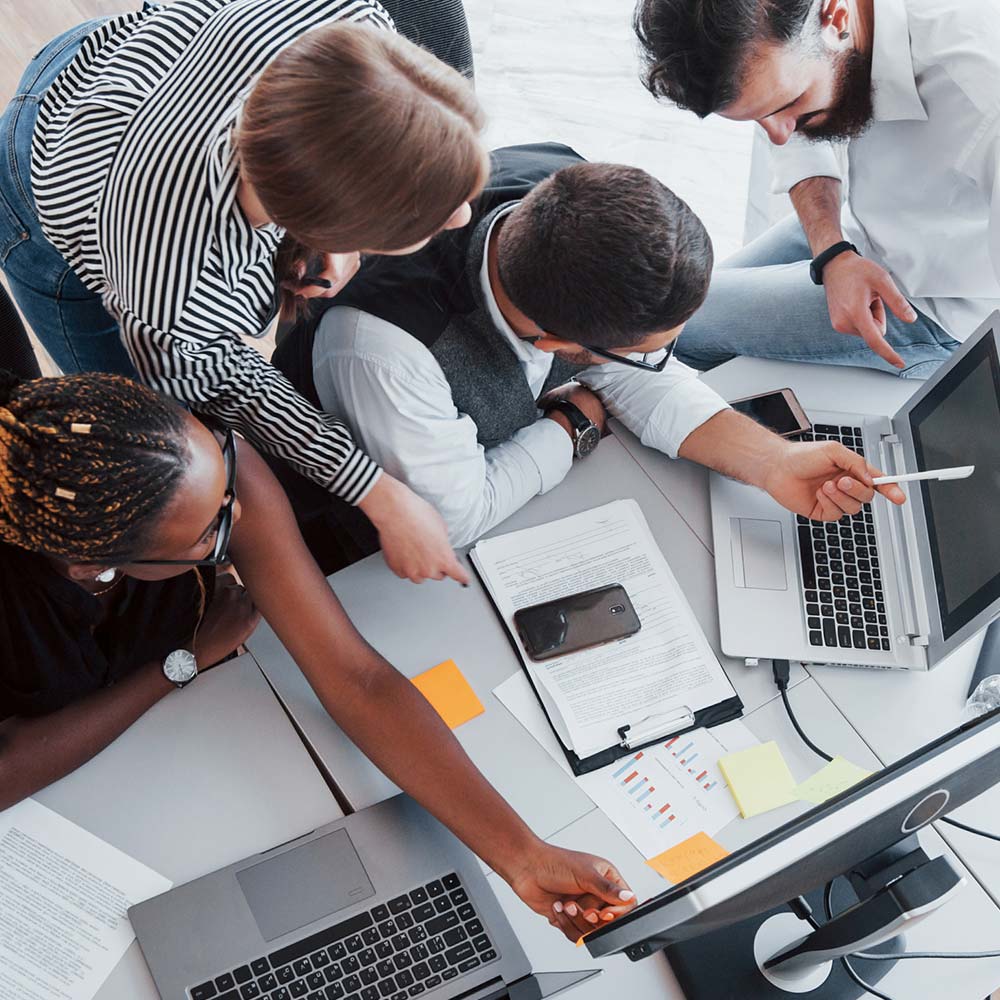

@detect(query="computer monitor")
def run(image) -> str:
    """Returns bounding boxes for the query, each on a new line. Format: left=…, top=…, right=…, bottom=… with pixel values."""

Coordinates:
left=585, top=706, right=1000, bottom=998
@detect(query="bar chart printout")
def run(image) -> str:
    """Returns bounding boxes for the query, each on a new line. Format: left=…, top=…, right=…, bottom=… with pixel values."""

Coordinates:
left=577, top=721, right=758, bottom=858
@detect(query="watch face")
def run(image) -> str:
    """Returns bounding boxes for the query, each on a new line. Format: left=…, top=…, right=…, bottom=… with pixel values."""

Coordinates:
left=576, top=425, right=601, bottom=458
left=164, top=649, right=198, bottom=684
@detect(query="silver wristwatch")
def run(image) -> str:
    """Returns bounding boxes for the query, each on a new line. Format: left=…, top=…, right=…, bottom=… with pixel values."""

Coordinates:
left=163, top=649, right=198, bottom=689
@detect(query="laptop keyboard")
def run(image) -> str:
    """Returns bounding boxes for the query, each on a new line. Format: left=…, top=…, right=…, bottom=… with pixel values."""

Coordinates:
left=796, top=425, right=891, bottom=653
left=189, top=872, right=497, bottom=1000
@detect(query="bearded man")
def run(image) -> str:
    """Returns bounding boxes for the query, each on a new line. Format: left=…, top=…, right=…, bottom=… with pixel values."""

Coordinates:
left=634, top=0, right=999, bottom=378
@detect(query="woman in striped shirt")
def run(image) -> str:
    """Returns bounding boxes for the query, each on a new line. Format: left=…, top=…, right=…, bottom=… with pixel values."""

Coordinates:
left=0, top=1, right=487, bottom=583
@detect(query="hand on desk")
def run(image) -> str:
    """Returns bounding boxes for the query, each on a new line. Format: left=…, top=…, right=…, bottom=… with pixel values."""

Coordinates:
left=762, top=439, right=907, bottom=521
left=506, top=843, right=636, bottom=941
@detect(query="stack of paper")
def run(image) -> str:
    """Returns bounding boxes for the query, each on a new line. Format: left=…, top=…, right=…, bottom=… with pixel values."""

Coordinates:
left=472, top=500, right=739, bottom=761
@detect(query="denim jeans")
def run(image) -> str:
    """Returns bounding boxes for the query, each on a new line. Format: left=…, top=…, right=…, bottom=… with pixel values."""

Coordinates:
left=678, top=214, right=961, bottom=380
left=0, top=18, right=137, bottom=376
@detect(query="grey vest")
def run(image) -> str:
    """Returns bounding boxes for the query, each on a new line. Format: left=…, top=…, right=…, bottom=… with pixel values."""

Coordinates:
left=428, top=206, right=586, bottom=449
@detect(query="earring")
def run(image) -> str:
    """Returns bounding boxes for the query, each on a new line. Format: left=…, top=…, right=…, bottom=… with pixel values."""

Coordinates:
left=839, top=30, right=850, bottom=40
left=95, top=568, right=117, bottom=584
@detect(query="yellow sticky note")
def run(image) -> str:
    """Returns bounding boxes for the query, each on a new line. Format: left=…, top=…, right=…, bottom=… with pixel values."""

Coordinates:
left=646, top=833, right=730, bottom=885
left=794, top=756, right=873, bottom=805
left=411, top=660, right=484, bottom=729
left=718, top=741, right=797, bottom=818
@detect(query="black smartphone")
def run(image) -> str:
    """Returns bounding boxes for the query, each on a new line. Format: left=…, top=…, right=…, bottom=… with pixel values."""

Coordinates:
left=513, top=584, right=641, bottom=661
left=729, top=387, right=812, bottom=438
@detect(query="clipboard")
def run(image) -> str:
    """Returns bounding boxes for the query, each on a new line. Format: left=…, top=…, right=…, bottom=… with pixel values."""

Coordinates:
left=471, top=560, right=744, bottom=776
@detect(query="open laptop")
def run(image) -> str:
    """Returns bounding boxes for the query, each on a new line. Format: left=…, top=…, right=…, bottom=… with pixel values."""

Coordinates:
left=129, top=794, right=596, bottom=1000
left=710, top=311, right=1000, bottom=671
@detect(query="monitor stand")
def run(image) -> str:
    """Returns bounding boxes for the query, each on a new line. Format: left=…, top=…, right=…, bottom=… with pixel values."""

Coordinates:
left=664, top=838, right=962, bottom=999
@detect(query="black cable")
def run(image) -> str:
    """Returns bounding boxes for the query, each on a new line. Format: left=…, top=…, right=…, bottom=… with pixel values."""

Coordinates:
left=853, top=949, right=1000, bottom=961
left=941, top=815, right=1000, bottom=843
left=773, top=660, right=834, bottom=762
left=772, top=660, right=1000, bottom=842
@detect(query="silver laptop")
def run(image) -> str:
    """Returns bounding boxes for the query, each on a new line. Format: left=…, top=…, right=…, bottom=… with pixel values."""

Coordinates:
left=710, top=311, right=1000, bottom=671
left=129, top=794, right=596, bottom=1000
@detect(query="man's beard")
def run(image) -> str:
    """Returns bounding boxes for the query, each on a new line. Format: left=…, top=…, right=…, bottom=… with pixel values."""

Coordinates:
left=800, top=48, right=875, bottom=143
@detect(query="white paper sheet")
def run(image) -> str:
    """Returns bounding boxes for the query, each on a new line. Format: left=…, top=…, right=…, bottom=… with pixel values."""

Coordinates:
left=0, top=799, right=171, bottom=1000
left=472, top=500, right=738, bottom=757
left=494, top=670, right=757, bottom=858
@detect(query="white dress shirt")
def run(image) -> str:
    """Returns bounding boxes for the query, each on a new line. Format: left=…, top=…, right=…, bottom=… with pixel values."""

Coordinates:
left=768, top=0, right=1000, bottom=341
left=311, top=208, right=728, bottom=547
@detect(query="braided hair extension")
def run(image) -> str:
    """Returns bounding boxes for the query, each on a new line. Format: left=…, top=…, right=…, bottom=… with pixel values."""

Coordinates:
left=0, top=370, right=190, bottom=564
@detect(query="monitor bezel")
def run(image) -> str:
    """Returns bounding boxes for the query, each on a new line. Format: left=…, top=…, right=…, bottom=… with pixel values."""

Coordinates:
left=585, top=706, right=1000, bottom=959
left=891, top=314, right=1000, bottom=663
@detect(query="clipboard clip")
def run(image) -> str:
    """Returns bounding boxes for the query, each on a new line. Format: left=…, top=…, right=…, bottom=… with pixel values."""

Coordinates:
left=618, top=707, right=696, bottom=750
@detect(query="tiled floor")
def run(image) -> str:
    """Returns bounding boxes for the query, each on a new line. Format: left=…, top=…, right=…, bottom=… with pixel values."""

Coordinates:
left=1, top=0, right=753, bottom=372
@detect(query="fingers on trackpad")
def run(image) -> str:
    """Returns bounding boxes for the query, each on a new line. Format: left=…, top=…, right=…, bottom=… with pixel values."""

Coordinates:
left=731, top=518, right=788, bottom=591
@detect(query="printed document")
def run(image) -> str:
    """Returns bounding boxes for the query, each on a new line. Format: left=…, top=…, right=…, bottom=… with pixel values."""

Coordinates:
left=494, top=670, right=757, bottom=857
left=472, top=499, right=738, bottom=758
left=0, top=798, right=171, bottom=1000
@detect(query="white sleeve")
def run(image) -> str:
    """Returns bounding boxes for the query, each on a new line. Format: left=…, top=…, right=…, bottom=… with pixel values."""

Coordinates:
left=768, top=130, right=845, bottom=195
left=962, top=121, right=1000, bottom=282
left=311, top=308, right=574, bottom=548
left=575, top=355, right=729, bottom=458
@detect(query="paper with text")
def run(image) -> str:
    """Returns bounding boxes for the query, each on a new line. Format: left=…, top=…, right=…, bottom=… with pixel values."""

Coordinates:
left=493, top=671, right=757, bottom=858
left=0, top=798, right=171, bottom=1000
left=472, top=499, right=738, bottom=757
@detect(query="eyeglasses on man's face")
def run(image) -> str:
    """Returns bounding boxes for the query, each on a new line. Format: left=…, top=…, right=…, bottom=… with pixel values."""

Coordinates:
left=528, top=329, right=681, bottom=372
left=132, top=429, right=238, bottom=567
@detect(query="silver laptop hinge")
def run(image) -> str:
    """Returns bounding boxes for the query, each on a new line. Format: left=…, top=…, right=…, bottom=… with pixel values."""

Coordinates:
left=878, top=434, right=931, bottom=647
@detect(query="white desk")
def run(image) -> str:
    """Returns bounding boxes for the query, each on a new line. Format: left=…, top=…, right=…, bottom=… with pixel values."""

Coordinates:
left=31, top=655, right=344, bottom=1000
left=620, top=357, right=1000, bottom=913
left=247, top=401, right=1000, bottom=998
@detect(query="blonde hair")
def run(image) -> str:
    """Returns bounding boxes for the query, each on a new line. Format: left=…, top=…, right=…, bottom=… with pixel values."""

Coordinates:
left=239, top=21, right=488, bottom=253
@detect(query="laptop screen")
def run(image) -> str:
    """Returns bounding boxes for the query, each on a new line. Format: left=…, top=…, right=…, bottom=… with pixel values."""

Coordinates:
left=910, top=331, right=1000, bottom=639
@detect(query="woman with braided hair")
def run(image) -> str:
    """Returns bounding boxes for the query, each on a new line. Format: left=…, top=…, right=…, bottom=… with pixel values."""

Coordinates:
left=0, top=370, right=639, bottom=943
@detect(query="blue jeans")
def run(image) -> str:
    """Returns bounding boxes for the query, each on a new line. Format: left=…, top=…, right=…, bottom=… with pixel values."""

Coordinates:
left=0, top=18, right=137, bottom=376
left=678, top=215, right=960, bottom=380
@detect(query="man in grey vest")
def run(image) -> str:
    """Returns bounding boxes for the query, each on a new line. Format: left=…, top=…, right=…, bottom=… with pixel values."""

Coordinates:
left=278, top=144, right=903, bottom=554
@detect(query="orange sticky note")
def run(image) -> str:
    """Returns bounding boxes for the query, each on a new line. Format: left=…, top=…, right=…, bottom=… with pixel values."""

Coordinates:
left=411, top=660, right=484, bottom=729
left=646, top=833, right=730, bottom=885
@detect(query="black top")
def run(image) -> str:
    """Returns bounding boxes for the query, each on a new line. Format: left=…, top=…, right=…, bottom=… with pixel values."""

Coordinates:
left=0, top=541, right=214, bottom=720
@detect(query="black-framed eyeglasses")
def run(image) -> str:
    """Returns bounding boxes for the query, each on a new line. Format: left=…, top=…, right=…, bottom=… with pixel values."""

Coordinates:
left=133, top=429, right=238, bottom=567
left=581, top=336, right=679, bottom=372
left=528, top=331, right=680, bottom=372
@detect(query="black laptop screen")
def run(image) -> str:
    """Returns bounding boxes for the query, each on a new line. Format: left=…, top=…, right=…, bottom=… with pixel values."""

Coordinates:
left=910, top=331, right=1000, bottom=639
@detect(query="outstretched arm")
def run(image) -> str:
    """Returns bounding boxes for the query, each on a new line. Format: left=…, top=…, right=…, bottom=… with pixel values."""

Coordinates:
left=678, top=409, right=906, bottom=519
left=229, top=440, right=636, bottom=939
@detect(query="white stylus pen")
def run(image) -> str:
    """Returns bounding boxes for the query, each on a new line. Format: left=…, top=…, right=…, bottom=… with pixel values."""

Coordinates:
left=872, top=465, right=975, bottom=485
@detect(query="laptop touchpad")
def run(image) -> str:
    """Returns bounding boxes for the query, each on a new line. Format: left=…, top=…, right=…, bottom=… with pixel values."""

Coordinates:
left=236, top=829, right=375, bottom=942
left=731, top=518, right=787, bottom=591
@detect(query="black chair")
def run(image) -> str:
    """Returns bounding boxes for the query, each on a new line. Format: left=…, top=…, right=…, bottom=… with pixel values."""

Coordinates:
left=0, top=282, right=41, bottom=379
left=380, top=0, right=475, bottom=80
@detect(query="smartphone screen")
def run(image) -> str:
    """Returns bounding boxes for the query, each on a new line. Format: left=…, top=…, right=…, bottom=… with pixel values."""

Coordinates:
left=731, top=391, right=809, bottom=437
left=514, top=584, right=641, bottom=661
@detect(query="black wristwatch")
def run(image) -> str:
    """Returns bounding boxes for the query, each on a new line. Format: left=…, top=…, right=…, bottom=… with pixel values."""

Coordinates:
left=546, top=400, right=601, bottom=458
left=810, top=241, right=860, bottom=285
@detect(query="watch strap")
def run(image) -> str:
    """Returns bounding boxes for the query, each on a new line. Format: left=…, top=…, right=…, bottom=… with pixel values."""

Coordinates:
left=546, top=399, right=593, bottom=435
left=810, top=241, right=860, bottom=285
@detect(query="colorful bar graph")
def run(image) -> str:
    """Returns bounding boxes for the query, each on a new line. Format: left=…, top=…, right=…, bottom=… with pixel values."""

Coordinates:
left=627, top=777, right=649, bottom=796
left=621, top=771, right=639, bottom=787
left=659, top=814, right=677, bottom=828
left=657, top=803, right=671, bottom=815
left=664, top=736, right=679, bottom=750
left=673, top=741, right=694, bottom=759
left=636, top=787, right=655, bottom=803
left=612, top=758, right=637, bottom=779
left=696, top=770, right=708, bottom=782
left=703, top=781, right=717, bottom=791
left=683, top=753, right=699, bottom=766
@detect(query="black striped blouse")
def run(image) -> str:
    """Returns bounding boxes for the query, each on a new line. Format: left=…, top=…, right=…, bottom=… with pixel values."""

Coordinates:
left=31, top=0, right=394, bottom=503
